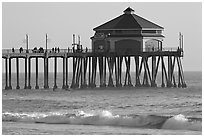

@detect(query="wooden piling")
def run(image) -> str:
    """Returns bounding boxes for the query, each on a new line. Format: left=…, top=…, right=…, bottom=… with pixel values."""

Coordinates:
left=44, top=57, right=49, bottom=89
left=16, top=58, right=20, bottom=89
left=88, top=57, right=91, bottom=87
left=92, top=57, right=97, bottom=87
left=167, top=55, right=172, bottom=87
left=5, top=58, right=8, bottom=90
left=117, top=57, right=121, bottom=87
left=35, top=57, right=39, bottom=89
left=62, top=57, right=66, bottom=89
left=24, top=58, right=27, bottom=89
left=8, top=58, right=12, bottom=89
left=53, top=57, right=57, bottom=89
left=161, top=56, right=165, bottom=87
left=107, top=57, right=114, bottom=87
left=99, top=56, right=103, bottom=87
left=65, top=57, right=69, bottom=89
left=27, top=57, right=31, bottom=89
left=103, top=57, right=107, bottom=87
left=135, top=56, right=140, bottom=86
left=83, top=57, right=88, bottom=88
left=151, top=56, right=157, bottom=87
left=71, top=57, right=76, bottom=88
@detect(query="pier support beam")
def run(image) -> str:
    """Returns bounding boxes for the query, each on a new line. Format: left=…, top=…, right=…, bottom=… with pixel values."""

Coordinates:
left=135, top=56, right=141, bottom=87
left=167, top=56, right=173, bottom=87
left=27, top=58, right=32, bottom=89
left=143, top=57, right=150, bottom=87
left=24, top=58, right=27, bottom=89
left=124, top=56, right=133, bottom=87
left=35, top=57, right=39, bottom=89
left=151, top=56, right=157, bottom=87
left=62, top=57, right=66, bottom=89
left=114, top=57, right=119, bottom=87
left=88, top=57, right=91, bottom=87
left=65, top=57, right=69, bottom=89
left=118, top=56, right=123, bottom=87
left=103, top=57, right=107, bottom=87
left=5, top=58, right=9, bottom=90
left=71, top=57, right=76, bottom=88
left=53, top=57, right=57, bottom=89
left=99, top=57, right=103, bottom=87
left=16, top=58, right=20, bottom=89
left=44, top=57, right=49, bottom=89
left=107, top=57, right=114, bottom=87
left=161, top=56, right=165, bottom=87
left=83, top=57, right=88, bottom=88
left=8, top=58, right=12, bottom=89
left=90, top=57, right=97, bottom=88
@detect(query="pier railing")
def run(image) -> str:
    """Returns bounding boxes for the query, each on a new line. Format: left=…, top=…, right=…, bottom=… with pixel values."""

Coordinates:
left=2, top=47, right=180, bottom=54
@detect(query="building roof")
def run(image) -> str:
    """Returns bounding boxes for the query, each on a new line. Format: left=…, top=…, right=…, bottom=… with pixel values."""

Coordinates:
left=93, top=7, right=164, bottom=31
left=90, top=34, right=164, bottom=39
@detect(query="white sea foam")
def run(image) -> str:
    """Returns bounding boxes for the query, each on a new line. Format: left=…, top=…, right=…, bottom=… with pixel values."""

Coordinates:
left=2, top=111, right=201, bottom=131
left=162, top=114, right=202, bottom=131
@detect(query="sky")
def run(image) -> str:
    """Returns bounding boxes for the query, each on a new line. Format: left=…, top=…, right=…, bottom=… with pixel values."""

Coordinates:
left=2, top=2, right=202, bottom=72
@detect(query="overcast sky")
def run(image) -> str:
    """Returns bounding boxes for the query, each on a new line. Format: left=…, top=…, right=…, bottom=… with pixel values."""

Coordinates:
left=2, top=2, right=202, bottom=72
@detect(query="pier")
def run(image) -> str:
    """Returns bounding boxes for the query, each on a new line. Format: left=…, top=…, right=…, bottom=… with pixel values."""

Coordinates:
left=2, top=7, right=187, bottom=90
left=2, top=44, right=187, bottom=90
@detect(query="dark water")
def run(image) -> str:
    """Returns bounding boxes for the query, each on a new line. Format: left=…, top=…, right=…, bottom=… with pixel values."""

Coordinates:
left=2, top=71, right=202, bottom=134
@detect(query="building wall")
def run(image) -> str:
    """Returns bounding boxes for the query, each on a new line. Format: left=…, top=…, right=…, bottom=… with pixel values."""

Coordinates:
left=107, top=37, right=143, bottom=53
left=115, top=39, right=141, bottom=54
left=143, top=38, right=163, bottom=51
left=91, top=36, right=163, bottom=53
left=92, top=39, right=106, bottom=52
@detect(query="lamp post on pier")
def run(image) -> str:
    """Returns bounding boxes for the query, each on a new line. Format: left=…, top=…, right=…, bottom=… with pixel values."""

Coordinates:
left=26, top=34, right=29, bottom=53
left=46, top=33, right=48, bottom=53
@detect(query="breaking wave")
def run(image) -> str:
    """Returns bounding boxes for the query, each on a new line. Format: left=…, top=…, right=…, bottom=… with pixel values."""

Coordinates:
left=2, top=110, right=201, bottom=131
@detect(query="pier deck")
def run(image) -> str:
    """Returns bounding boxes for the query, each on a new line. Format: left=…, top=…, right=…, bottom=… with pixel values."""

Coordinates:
left=2, top=48, right=186, bottom=90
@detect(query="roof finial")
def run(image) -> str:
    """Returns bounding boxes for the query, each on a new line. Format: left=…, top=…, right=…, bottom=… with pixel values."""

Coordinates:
left=123, top=7, right=134, bottom=14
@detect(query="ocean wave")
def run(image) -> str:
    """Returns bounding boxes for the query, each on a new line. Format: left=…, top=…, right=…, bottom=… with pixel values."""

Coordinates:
left=2, top=110, right=201, bottom=131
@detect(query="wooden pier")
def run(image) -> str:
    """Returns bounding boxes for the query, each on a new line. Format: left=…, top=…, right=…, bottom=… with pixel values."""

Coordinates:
left=2, top=7, right=187, bottom=90
left=2, top=46, right=187, bottom=90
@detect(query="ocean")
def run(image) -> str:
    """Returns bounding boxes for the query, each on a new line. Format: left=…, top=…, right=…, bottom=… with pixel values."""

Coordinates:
left=2, top=71, right=202, bottom=135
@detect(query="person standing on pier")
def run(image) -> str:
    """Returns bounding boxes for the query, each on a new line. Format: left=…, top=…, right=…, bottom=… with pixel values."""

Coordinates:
left=19, top=47, right=23, bottom=53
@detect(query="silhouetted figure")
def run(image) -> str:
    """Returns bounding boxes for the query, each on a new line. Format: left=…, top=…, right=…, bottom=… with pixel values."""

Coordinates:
left=52, top=48, right=54, bottom=52
left=86, top=47, right=88, bottom=52
left=32, top=47, right=37, bottom=53
left=177, top=47, right=180, bottom=52
left=177, top=47, right=182, bottom=54
left=57, top=47, right=60, bottom=53
left=19, top=47, right=23, bottom=53
left=76, top=44, right=81, bottom=52
left=54, top=47, right=57, bottom=53
left=80, top=45, right=83, bottom=52
left=39, top=47, right=44, bottom=53
left=72, top=46, right=75, bottom=53
left=68, top=47, right=70, bottom=53
left=12, top=48, right=15, bottom=53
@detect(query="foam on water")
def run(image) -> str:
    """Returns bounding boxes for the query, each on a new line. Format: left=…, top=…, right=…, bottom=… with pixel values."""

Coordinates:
left=2, top=110, right=201, bottom=131
left=162, top=114, right=202, bottom=131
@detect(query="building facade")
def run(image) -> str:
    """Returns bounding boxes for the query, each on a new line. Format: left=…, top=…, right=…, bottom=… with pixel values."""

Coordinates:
left=91, top=7, right=164, bottom=54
